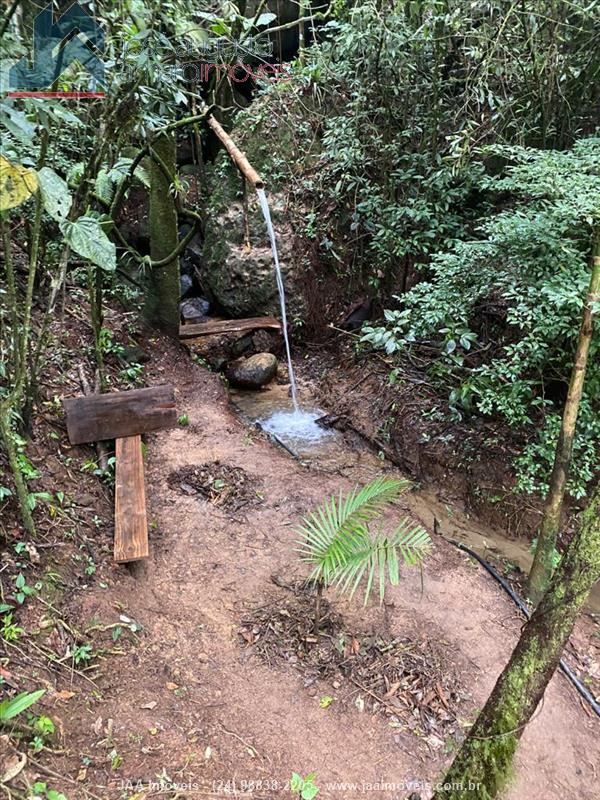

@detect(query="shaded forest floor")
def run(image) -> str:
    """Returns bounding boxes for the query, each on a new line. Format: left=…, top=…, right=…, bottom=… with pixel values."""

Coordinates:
left=1, top=301, right=599, bottom=800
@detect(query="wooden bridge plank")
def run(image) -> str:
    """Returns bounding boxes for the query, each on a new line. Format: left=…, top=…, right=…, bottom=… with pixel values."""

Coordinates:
left=114, top=435, right=148, bottom=563
left=179, top=316, right=281, bottom=339
left=63, top=385, right=176, bottom=445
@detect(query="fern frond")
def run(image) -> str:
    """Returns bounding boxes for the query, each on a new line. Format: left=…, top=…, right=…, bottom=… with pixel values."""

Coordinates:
left=296, top=477, right=410, bottom=584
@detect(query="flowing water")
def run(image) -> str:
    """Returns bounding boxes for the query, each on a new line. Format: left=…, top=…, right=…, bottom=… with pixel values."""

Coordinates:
left=256, top=187, right=300, bottom=412
left=231, top=385, right=600, bottom=614
left=230, top=384, right=336, bottom=459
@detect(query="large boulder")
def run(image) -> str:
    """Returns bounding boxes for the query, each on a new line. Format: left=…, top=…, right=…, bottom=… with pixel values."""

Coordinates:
left=200, top=193, right=301, bottom=319
left=226, top=353, right=278, bottom=388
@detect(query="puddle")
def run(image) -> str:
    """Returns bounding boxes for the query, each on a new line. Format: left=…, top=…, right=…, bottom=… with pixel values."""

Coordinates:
left=230, top=384, right=337, bottom=459
left=409, top=487, right=600, bottom=615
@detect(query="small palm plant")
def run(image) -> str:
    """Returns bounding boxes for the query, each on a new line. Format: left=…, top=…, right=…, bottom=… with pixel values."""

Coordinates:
left=296, top=477, right=431, bottom=629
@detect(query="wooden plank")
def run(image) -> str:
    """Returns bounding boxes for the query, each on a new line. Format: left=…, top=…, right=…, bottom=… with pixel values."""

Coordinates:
left=63, top=385, right=176, bottom=445
left=179, top=316, right=281, bottom=340
left=114, top=435, right=148, bottom=563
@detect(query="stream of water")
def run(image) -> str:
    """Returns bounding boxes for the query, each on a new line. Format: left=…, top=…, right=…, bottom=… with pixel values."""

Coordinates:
left=256, top=187, right=299, bottom=411
left=255, top=187, right=336, bottom=445
left=249, top=189, right=599, bottom=614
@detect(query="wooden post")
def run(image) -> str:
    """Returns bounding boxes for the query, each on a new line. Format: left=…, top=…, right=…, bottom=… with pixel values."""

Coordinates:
left=114, top=435, right=148, bottom=563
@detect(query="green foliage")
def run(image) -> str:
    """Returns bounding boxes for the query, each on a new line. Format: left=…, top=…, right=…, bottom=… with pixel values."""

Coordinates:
left=362, top=140, right=600, bottom=497
left=13, top=572, right=41, bottom=604
left=37, top=167, right=72, bottom=222
left=1, top=612, right=23, bottom=642
left=290, top=772, right=320, bottom=800
left=72, top=644, right=93, bottom=665
left=0, top=689, right=45, bottom=722
left=59, top=216, right=116, bottom=272
left=29, top=782, right=68, bottom=800
left=297, top=477, right=431, bottom=604
left=227, top=0, right=598, bottom=295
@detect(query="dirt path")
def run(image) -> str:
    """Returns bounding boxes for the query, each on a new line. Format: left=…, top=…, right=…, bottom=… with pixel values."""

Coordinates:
left=55, top=338, right=599, bottom=800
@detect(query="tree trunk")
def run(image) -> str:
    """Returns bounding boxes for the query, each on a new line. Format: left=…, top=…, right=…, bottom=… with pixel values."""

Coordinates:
left=145, top=132, right=180, bottom=334
left=0, top=414, right=36, bottom=537
left=433, top=483, right=600, bottom=800
left=528, top=228, right=600, bottom=604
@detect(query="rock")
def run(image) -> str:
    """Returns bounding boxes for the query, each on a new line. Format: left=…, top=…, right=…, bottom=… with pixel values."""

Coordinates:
left=252, top=329, right=279, bottom=353
left=230, top=333, right=255, bottom=358
left=201, top=195, right=303, bottom=319
left=180, top=297, right=210, bottom=324
left=226, top=353, right=278, bottom=388
left=120, top=345, right=150, bottom=365
left=342, top=297, right=374, bottom=330
left=276, top=362, right=289, bottom=383
left=180, top=274, right=194, bottom=299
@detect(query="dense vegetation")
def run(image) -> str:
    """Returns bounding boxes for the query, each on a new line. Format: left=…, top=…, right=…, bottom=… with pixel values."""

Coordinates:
left=1, top=2, right=599, bottom=799
left=220, top=1, right=600, bottom=499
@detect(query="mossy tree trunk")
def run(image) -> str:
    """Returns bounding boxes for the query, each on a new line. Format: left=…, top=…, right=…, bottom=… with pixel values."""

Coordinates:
left=145, top=132, right=180, bottom=334
left=433, top=483, right=600, bottom=800
left=528, top=228, right=600, bottom=604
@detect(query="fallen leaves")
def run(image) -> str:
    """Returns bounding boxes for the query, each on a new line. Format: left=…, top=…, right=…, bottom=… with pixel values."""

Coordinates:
left=1, top=749, right=26, bottom=784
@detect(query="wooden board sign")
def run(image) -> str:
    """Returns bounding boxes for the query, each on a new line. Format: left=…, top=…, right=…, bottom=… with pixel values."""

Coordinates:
left=63, top=385, right=177, bottom=445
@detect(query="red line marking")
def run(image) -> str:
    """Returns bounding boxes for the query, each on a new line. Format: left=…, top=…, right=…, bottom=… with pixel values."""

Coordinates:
left=6, top=92, right=105, bottom=98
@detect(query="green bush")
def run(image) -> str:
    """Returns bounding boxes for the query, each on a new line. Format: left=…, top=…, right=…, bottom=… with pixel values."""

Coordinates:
left=362, top=140, right=600, bottom=498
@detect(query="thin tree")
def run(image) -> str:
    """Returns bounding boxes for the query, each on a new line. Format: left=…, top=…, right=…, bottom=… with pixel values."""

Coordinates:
left=528, top=227, right=600, bottom=603
left=433, top=482, right=600, bottom=800
left=145, top=132, right=181, bottom=334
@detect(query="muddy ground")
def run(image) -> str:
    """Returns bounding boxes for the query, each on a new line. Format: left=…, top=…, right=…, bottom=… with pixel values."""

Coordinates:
left=1, top=316, right=599, bottom=800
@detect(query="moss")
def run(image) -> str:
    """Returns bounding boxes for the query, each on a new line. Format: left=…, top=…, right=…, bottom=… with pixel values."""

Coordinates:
left=145, top=132, right=180, bottom=334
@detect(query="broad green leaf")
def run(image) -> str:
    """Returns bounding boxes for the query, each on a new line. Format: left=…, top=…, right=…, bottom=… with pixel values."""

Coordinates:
left=0, top=155, right=38, bottom=211
left=0, top=689, right=45, bottom=721
left=60, top=216, right=116, bottom=271
left=37, top=167, right=72, bottom=221
left=256, top=12, right=277, bottom=26
left=0, top=105, right=36, bottom=146
left=95, top=169, right=114, bottom=204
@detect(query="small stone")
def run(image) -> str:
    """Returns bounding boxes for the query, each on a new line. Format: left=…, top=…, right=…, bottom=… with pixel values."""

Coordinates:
left=79, top=494, right=95, bottom=506
left=180, top=274, right=194, bottom=298
left=180, top=296, right=210, bottom=323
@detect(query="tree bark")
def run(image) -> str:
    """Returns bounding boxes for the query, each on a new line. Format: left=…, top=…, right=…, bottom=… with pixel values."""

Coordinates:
left=433, top=483, right=600, bottom=800
left=145, top=132, right=180, bottom=334
left=0, top=415, right=36, bottom=537
left=528, top=227, right=600, bottom=603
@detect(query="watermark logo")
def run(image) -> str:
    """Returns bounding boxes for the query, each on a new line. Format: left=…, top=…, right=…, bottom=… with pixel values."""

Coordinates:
left=173, top=35, right=290, bottom=85
left=6, top=3, right=105, bottom=98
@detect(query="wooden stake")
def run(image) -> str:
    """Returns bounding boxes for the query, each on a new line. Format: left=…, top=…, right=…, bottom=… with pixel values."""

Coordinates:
left=114, top=435, right=148, bottom=563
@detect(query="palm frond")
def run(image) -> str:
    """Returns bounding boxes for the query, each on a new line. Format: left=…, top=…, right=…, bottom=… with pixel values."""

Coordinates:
left=296, top=477, right=410, bottom=584
left=319, top=517, right=432, bottom=605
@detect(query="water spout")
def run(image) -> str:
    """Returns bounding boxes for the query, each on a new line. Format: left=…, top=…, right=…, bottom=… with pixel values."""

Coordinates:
left=256, top=187, right=300, bottom=412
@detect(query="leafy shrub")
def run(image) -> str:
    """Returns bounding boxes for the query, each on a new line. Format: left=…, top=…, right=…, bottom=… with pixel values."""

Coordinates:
left=362, top=140, right=600, bottom=497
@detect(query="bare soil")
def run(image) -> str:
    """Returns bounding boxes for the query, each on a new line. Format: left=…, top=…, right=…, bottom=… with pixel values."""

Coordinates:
left=2, top=318, right=599, bottom=800
left=309, top=340, right=572, bottom=540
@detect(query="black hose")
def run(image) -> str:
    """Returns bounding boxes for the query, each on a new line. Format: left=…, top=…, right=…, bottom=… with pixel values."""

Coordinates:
left=448, top=537, right=600, bottom=720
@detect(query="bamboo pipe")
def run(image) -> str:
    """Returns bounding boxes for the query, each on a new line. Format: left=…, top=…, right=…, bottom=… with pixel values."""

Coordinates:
left=207, top=115, right=264, bottom=189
